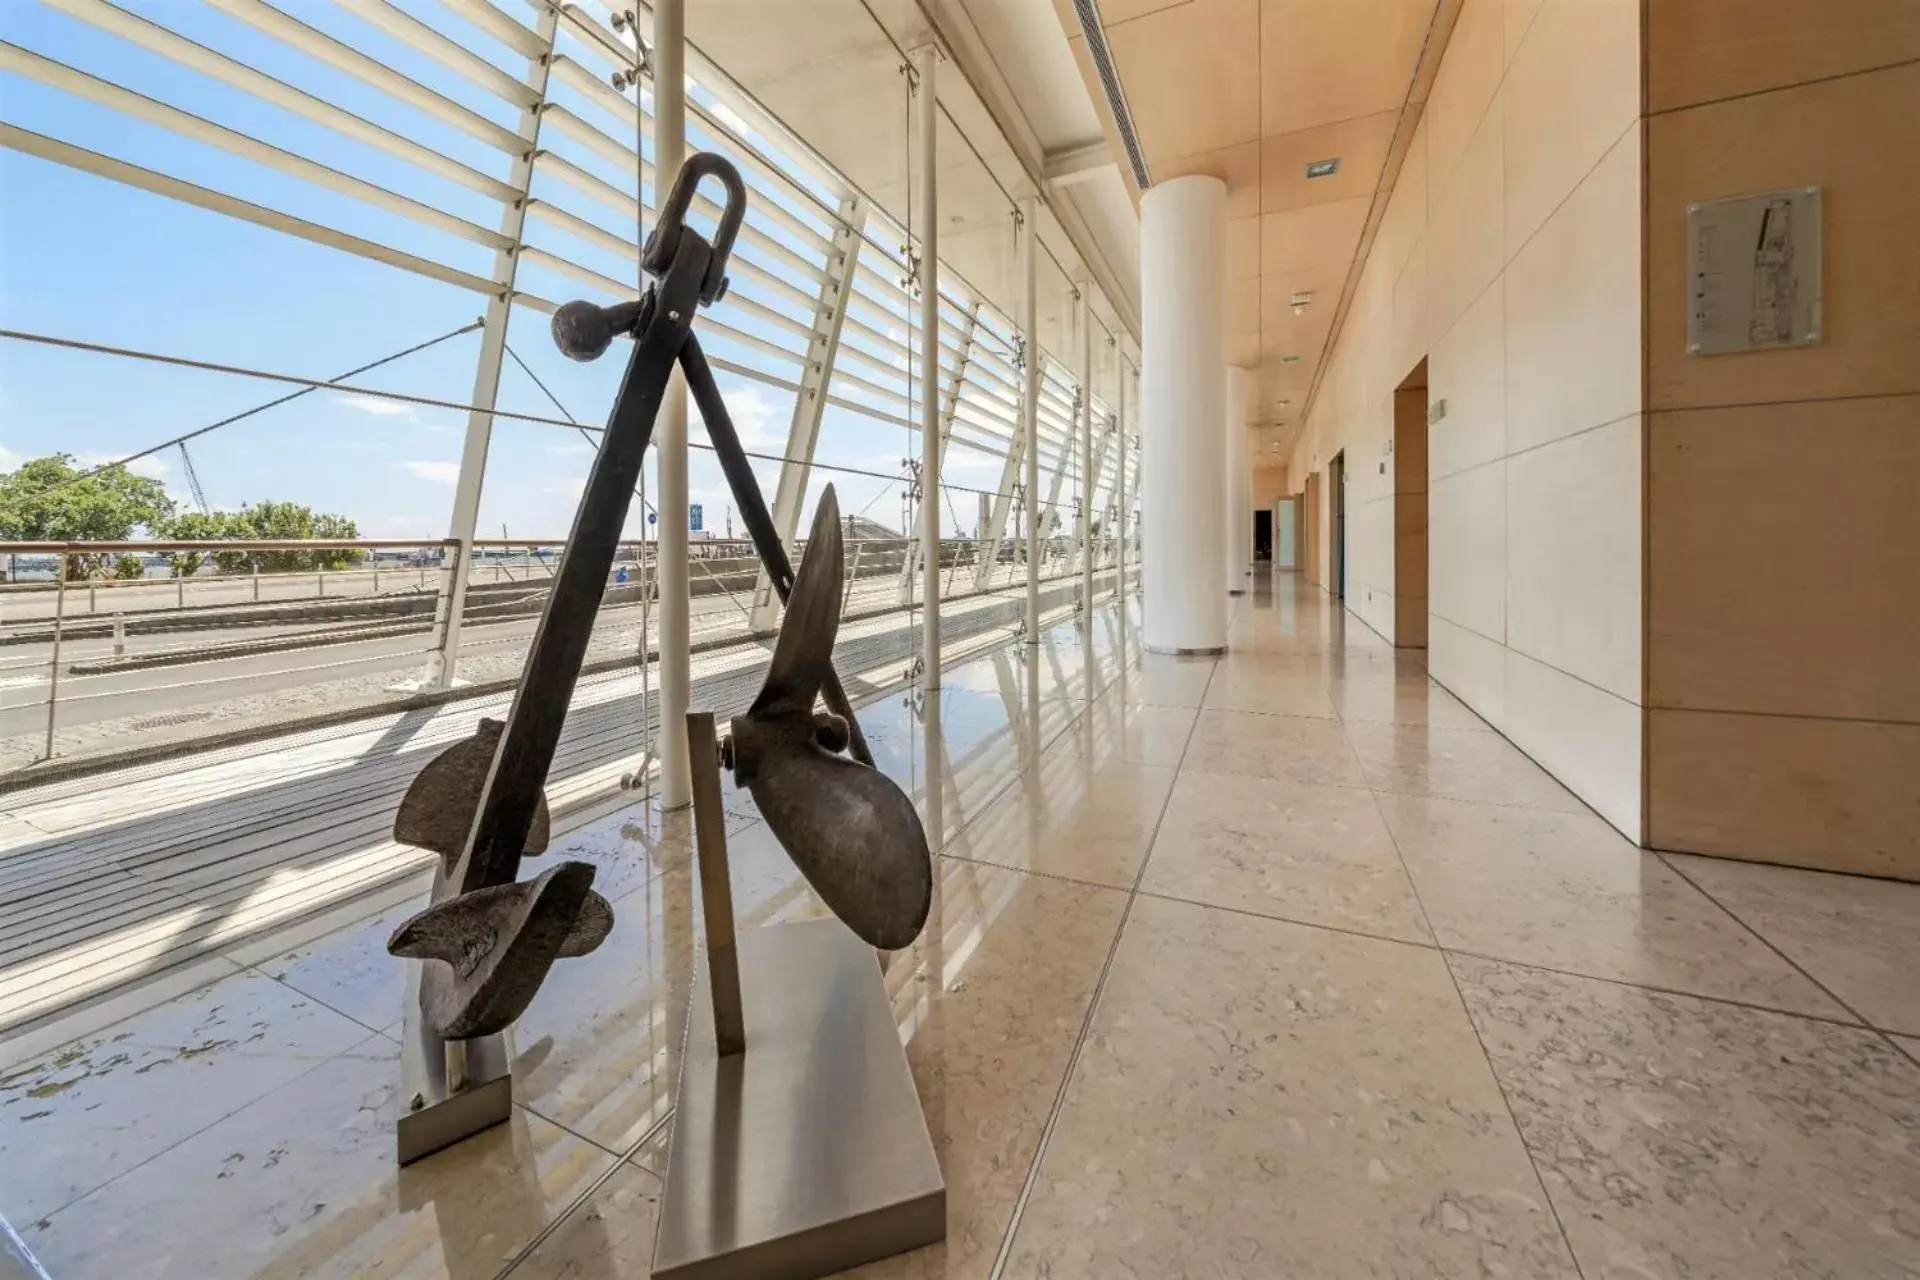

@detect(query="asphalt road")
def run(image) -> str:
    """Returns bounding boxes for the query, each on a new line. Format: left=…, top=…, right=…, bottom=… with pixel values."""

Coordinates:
left=0, top=572, right=938, bottom=738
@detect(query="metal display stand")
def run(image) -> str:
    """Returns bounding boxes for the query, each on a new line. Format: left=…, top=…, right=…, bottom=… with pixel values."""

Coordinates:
left=652, top=716, right=945, bottom=1280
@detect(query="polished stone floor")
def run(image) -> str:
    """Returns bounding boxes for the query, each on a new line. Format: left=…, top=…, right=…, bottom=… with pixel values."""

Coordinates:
left=5, top=575, right=1918, bottom=1278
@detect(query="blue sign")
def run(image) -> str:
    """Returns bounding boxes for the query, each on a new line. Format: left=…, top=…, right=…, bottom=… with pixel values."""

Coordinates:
left=689, top=503, right=704, bottom=532
left=647, top=511, right=657, bottom=525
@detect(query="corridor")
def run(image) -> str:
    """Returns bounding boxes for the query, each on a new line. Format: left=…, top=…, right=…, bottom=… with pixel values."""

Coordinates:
left=6, top=576, right=1918, bottom=1278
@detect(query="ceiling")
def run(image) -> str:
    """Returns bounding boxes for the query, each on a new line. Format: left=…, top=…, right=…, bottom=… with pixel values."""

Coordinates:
left=685, top=0, right=1145, bottom=365
left=1053, top=0, right=1458, bottom=459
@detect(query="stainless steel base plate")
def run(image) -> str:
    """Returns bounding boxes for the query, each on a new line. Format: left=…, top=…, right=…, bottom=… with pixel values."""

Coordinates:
left=652, top=918, right=946, bottom=1279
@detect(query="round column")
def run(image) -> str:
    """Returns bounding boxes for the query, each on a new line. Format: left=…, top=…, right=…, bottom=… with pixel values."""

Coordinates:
left=1140, top=176, right=1228, bottom=655
left=1225, top=364, right=1251, bottom=596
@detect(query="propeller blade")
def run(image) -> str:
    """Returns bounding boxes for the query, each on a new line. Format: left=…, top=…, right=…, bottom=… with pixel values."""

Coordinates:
left=395, top=719, right=551, bottom=867
left=739, top=726, right=932, bottom=950
left=751, top=484, right=843, bottom=718
left=387, top=860, right=606, bottom=1038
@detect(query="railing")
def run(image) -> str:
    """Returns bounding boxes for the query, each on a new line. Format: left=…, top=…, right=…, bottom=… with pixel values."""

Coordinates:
left=0, top=526, right=1126, bottom=777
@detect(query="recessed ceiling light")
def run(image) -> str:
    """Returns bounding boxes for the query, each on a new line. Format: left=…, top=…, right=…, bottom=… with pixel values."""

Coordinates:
left=1289, top=290, right=1313, bottom=316
left=1305, top=158, right=1340, bottom=179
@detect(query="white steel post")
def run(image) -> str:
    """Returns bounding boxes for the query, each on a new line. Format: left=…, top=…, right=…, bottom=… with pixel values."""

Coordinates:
left=914, top=44, right=940, bottom=692
left=422, top=3, right=560, bottom=690
left=1117, top=360, right=1129, bottom=596
left=1076, top=290, right=1093, bottom=620
left=1018, top=198, right=1041, bottom=641
left=748, top=193, right=867, bottom=631
left=975, top=207, right=1034, bottom=593
left=655, top=0, right=692, bottom=808
left=902, top=300, right=977, bottom=599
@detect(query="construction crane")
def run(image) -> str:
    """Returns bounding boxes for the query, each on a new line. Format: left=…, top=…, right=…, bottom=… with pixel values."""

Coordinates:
left=177, top=442, right=210, bottom=515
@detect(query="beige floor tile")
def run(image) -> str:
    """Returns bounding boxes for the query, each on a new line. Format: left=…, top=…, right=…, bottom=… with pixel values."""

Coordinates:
left=946, top=755, right=1175, bottom=890
left=1122, top=654, right=1217, bottom=708
left=1664, top=854, right=1920, bottom=1035
left=23, top=1033, right=615, bottom=1279
left=1453, top=956, right=1920, bottom=1280
left=636, top=862, right=1129, bottom=1280
left=0, top=965, right=371, bottom=1225
left=1182, top=708, right=1372, bottom=790
left=1052, top=701, right=1199, bottom=769
left=1330, top=675, right=1492, bottom=732
left=1342, top=719, right=1587, bottom=812
left=1003, top=897, right=1577, bottom=1278
left=1203, top=669, right=1341, bottom=718
left=249, top=895, right=423, bottom=1034
left=1379, top=795, right=1848, bottom=1018
left=1141, top=772, right=1431, bottom=944
left=510, top=1159, right=663, bottom=1278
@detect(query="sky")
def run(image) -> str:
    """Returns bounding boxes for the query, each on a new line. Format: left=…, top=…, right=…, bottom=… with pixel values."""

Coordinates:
left=0, top=0, right=1113, bottom=550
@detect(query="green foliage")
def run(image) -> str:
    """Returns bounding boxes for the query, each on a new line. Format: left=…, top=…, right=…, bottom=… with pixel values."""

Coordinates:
left=3, top=453, right=363, bottom=579
left=158, top=502, right=363, bottom=575
left=0, top=453, right=176, bottom=579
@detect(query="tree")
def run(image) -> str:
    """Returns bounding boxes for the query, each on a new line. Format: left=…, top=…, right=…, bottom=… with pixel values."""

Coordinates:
left=158, top=501, right=363, bottom=574
left=0, top=453, right=175, bottom=579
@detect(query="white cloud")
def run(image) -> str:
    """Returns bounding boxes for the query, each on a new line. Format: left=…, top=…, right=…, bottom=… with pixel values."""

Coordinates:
left=400, top=460, right=461, bottom=484
left=0, top=445, right=19, bottom=474
left=720, top=384, right=783, bottom=449
left=546, top=443, right=593, bottom=457
left=75, top=450, right=169, bottom=481
left=338, top=393, right=415, bottom=418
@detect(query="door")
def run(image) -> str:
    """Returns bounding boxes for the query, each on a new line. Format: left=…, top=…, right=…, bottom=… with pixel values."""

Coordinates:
left=1253, top=509, right=1272, bottom=561
left=1329, top=452, right=1347, bottom=600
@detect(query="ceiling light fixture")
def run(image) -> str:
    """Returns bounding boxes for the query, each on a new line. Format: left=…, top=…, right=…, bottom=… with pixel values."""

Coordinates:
left=1305, top=158, right=1340, bottom=179
left=1280, top=354, right=1301, bottom=364
left=1290, top=290, right=1313, bottom=315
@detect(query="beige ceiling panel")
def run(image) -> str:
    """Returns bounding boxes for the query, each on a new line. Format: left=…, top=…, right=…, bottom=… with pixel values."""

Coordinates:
left=1227, top=273, right=1261, bottom=342
left=1053, top=0, right=1199, bottom=25
left=1259, top=196, right=1369, bottom=276
left=1259, top=111, right=1398, bottom=213
left=1105, top=0, right=1262, bottom=162
left=1258, top=0, right=1437, bottom=137
left=1153, top=141, right=1263, bottom=220
left=1225, top=214, right=1262, bottom=281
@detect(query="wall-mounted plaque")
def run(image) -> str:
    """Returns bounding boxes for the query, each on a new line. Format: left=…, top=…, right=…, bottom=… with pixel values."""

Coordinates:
left=1686, top=186, right=1822, bottom=355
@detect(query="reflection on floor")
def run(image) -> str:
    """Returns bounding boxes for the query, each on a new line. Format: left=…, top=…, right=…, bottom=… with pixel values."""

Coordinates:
left=5, top=574, right=1918, bottom=1278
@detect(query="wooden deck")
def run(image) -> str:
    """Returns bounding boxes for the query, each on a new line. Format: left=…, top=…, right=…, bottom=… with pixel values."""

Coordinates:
left=0, top=583, right=1086, bottom=1043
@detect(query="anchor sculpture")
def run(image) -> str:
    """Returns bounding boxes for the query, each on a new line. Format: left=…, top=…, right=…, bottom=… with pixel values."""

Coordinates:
left=385, top=153, right=932, bottom=1163
left=724, top=485, right=933, bottom=950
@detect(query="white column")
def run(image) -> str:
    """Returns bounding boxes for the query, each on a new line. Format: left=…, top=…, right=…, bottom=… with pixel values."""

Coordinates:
left=1076, top=289, right=1093, bottom=620
left=1140, top=176, right=1227, bottom=655
left=1225, top=364, right=1251, bottom=596
left=655, top=0, right=691, bottom=808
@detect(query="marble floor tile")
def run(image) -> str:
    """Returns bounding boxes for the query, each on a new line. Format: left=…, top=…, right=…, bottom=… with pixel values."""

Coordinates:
left=1140, top=771, right=1431, bottom=944
left=1202, top=669, right=1340, bottom=718
left=1378, top=795, right=1848, bottom=1018
left=0, top=965, right=371, bottom=1225
left=1341, top=719, right=1587, bottom=813
left=1181, top=708, right=1372, bottom=790
left=1118, top=654, right=1216, bottom=708
left=1453, top=956, right=1920, bottom=1280
left=945, top=755, right=1176, bottom=890
left=247, top=895, right=424, bottom=1034
left=23, top=1033, right=616, bottom=1279
left=1665, top=853, right=1920, bottom=1035
left=1051, top=701, right=1198, bottom=769
left=1329, top=675, right=1491, bottom=732
left=636, top=862, right=1129, bottom=1280
left=508, top=1159, right=663, bottom=1278
left=1003, top=896, right=1578, bottom=1279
